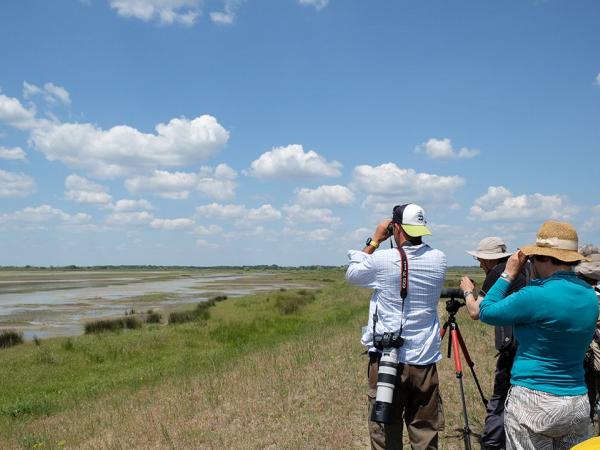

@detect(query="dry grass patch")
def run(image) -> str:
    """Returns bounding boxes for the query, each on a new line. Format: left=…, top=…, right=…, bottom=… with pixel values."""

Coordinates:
left=3, top=300, right=497, bottom=449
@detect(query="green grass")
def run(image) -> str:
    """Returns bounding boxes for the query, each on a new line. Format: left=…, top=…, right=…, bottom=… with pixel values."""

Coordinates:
left=0, top=271, right=346, bottom=425
left=0, top=267, right=493, bottom=449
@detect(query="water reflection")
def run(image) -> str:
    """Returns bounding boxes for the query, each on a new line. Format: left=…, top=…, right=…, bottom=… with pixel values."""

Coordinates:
left=0, top=272, right=308, bottom=340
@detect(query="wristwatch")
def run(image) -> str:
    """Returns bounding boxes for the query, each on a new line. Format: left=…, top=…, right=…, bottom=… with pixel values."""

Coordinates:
left=365, top=237, right=379, bottom=249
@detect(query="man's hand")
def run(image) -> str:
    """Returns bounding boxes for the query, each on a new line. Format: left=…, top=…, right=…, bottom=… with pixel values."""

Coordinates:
left=373, top=219, right=393, bottom=243
left=460, top=276, right=475, bottom=293
left=505, top=250, right=528, bottom=279
left=362, top=220, right=393, bottom=254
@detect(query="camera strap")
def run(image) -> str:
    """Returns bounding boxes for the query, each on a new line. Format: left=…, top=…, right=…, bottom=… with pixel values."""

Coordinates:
left=372, top=244, right=410, bottom=346
left=397, top=246, right=408, bottom=337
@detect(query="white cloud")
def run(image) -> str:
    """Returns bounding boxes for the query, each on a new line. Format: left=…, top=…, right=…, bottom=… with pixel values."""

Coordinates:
left=283, top=204, right=340, bottom=225
left=196, top=203, right=247, bottom=220
left=415, top=138, right=479, bottom=160
left=469, top=186, right=578, bottom=222
left=194, top=224, right=223, bottom=235
left=30, top=115, right=229, bottom=178
left=109, top=0, right=200, bottom=26
left=23, top=81, right=71, bottom=106
left=248, top=144, right=342, bottom=180
left=105, top=211, right=154, bottom=226
left=246, top=204, right=282, bottom=221
left=343, top=227, right=371, bottom=242
left=196, top=164, right=237, bottom=200
left=0, top=92, right=38, bottom=130
left=125, top=164, right=237, bottom=200
left=151, top=218, right=195, bottom=230
left=125, top=170, right=198, bottom=199
left=281, top=226, right=334, bottom=241
left=595, top=73, right=600, bottom=86
left=196, top=202, right=281, bottom=223
left=583, top=205, right=600, bottom=231
left=108, top=199, right=154, bottom=211
left=64, top=174, right=112, bottom=204
left=295, top=184, right=354, bottom=207
left=298, top=0, right=329, bottom=10
left=0, top=170, right=36, bottom=198
left=0, top=205, right=90, bottom=230
left=307, top=228, right=334, bottom=240
left=210, top=0, right=244, bottom=25
left=351, top=163, right=465, bottom=208
left=0, top=146, right=27, bottom=161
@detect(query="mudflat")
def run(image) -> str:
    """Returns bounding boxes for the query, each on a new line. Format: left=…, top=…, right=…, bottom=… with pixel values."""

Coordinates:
left=0, top=269, right=315, bottom=339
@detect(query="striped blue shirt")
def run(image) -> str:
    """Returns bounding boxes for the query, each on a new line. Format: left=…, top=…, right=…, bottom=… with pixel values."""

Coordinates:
left=346, top=244, right=447, bottom=365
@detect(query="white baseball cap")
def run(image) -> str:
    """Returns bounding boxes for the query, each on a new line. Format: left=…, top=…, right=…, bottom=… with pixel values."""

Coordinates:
left=392, top=203, right=431, bottom=237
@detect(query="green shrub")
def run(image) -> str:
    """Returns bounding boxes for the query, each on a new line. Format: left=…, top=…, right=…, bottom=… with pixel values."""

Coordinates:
left=124, top=316, right=142, bottom=330
left=84, top=316, right=142, bottom=334
left=168, top=302, right=211, bottom=324
left=275, top=290, right=316, bottom=315
left=0, top=330, right=23, bottom=349
left=146, top=312, right=162, bottom=324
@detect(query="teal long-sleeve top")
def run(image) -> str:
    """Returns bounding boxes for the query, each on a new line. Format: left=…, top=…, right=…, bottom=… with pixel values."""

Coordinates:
left=479, top=271, right=598, bottom=396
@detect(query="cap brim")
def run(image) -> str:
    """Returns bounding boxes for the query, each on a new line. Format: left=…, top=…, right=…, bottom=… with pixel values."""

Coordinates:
left=401, top=224, right=431, bottom=237
left=520, top=245, right=588, bottom=263
left=466, top=250, right=514, bottom=260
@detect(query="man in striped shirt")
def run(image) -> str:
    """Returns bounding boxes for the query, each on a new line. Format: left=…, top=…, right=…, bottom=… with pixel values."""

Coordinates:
left=346, top=203, right=447, bottom=450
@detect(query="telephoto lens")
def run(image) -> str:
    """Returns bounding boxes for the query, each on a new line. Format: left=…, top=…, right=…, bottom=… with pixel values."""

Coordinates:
left=370, top=347, right=399, bottom=424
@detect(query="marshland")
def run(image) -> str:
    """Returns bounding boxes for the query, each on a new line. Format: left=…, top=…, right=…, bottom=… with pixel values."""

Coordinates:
left=0, top=266, right=502, bottom=449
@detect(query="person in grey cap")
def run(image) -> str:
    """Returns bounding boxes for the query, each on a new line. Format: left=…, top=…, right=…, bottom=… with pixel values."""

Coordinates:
left=577, top=246, right=600, bottom=427
left=459, top=237, right=528, bottom=450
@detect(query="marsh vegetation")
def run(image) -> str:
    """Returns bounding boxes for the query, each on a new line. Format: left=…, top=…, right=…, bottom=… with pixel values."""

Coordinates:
left=0, top=267, right=495, bottom=449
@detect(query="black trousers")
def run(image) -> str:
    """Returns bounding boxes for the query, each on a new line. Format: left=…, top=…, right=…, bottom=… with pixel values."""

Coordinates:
left=482, top=348, right=516, bottom=449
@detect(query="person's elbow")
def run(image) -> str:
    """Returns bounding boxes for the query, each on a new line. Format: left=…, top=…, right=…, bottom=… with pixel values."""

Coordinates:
left=467, top=308, right=480, bottom=321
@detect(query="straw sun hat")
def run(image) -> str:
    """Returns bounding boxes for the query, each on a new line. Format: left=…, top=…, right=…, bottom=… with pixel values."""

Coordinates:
left=520, top=220, right=587, bottom=263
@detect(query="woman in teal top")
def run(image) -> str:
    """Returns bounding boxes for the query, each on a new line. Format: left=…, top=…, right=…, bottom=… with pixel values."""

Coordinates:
left=479, top=220, right=598, bottom=449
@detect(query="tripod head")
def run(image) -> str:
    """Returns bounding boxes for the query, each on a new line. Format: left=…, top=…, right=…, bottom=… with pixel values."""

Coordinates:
left=440, top=288, right=466, bottom=316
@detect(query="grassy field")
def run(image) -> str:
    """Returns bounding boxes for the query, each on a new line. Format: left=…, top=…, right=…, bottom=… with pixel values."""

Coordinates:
left=0, top=267, right=497, bottom=449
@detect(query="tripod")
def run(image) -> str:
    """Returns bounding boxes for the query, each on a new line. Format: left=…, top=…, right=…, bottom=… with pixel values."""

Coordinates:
left=440, top=295, right=488, bottom=450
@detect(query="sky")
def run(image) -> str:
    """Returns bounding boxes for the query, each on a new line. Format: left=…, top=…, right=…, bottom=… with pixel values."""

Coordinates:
left=0, top=0, right=599, bottom=267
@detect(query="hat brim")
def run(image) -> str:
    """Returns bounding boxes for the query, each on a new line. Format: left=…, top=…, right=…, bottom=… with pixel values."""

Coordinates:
left=520, top=244, right=588, bottom=263
left=401, top=224, right=431, bottom=237
left=466, top=250, right=514, bottom=260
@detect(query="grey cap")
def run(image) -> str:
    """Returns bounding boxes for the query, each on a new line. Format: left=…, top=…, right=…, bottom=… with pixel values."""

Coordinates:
left=575, top=253, right=600, bottom=281
left=467, top=237, right=514, bottom=260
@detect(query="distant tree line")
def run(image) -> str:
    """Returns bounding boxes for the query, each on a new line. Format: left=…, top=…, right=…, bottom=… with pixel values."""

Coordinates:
left=0, top=264, right=347, bottom=271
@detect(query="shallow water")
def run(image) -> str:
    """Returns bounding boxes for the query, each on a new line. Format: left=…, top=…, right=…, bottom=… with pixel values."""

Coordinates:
left=0, top=271, right=308, bottom=340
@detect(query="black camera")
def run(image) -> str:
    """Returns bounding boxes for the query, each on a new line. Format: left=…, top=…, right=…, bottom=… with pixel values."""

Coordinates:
left=374, top=332, right=404, bottom=349
left=439, top=288, right=467, bottom=314
left=386, top=222, right=394, bottom=237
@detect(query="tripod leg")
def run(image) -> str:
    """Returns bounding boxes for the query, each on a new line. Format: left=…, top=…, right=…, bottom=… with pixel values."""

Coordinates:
left=450, top=327, right=472, bottom=450
left=455, top=325, right=489, bottom=407
left=440, top=320, right=449, bottom=339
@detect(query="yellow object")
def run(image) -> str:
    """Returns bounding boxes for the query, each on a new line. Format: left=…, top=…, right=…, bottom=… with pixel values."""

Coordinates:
left=571, top=436, right=600, bottom=450
left=369, top=239, right=379, bottom=249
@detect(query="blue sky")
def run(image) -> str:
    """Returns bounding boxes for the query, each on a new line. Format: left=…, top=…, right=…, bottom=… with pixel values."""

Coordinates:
left=0, top=0, right=599, bottom=266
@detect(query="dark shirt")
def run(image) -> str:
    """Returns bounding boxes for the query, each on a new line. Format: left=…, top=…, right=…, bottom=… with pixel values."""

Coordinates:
left=480, top=260, right=528, bottom=351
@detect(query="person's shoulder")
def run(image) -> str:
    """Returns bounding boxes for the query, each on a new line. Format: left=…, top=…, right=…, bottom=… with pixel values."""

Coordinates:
left=485, top=264, right=504, bottom=283
left=422, top=244, right=445, bottom=257
left=419, top=244, right=446, bottom=262
left=371, top=248, right=397, bottom=261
